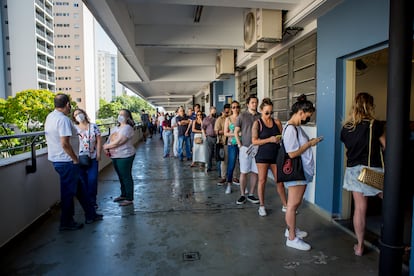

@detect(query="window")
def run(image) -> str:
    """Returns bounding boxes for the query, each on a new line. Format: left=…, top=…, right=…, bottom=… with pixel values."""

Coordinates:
left=269, top=33, right=317, bottom=122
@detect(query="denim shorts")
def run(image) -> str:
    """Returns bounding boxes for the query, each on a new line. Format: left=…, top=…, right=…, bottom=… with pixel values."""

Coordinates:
left=343, top=165, right=382, bottom=196
left=283, top=171, right=313, bottom=188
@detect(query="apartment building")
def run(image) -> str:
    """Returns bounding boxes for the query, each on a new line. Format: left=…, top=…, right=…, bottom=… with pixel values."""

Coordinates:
left=96, top=50, right=124, bottom=102
left=2, top=0, right=55, bottom=98
left=53, top=0, right=95, bottom=114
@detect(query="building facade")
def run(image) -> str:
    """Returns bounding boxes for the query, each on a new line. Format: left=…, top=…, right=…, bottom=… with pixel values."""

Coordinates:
left=3, top=0, right=55, bottom=98
left=53, top=0, right=96, bottom=115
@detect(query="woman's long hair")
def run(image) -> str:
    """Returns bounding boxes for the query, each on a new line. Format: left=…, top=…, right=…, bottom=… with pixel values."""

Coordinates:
left=120, top=109, right=135, bottom=128
left=344, top=92, right=375, bottom=130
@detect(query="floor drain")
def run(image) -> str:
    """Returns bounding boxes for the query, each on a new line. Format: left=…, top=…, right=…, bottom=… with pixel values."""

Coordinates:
left=182, top=252, right=200, bottom=261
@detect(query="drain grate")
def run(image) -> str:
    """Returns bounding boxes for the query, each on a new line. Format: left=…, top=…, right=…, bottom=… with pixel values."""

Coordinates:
left=182, top=252, right=200, bottom=261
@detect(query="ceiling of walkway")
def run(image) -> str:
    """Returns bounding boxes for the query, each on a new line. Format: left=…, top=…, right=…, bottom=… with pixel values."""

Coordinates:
left=83, top=0, right=339, bottom=110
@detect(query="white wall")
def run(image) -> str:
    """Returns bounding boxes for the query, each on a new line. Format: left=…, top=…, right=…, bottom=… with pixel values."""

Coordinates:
left=0, top=128, right=142, bottom=247
left=356, top=63, right=414, bottom=121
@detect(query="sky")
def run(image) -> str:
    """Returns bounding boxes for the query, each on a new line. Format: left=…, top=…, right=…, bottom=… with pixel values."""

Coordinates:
left=94, top=21, right=117, bottom=54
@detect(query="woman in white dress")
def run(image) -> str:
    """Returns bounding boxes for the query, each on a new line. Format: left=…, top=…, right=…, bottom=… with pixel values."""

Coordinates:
left=190, top=111, right=206, bottom=168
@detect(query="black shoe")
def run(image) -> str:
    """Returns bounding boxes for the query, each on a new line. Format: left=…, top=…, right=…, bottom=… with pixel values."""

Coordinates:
left=247, top=195, right=260, bottom=204
left=85, top=213, right=104, bottom=224
left=236, top=196, right=246, bottom=205
left=59, top=222, right=84, bottom=231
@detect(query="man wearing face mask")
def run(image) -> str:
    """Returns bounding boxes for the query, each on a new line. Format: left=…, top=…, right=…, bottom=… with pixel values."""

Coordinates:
left=45, top=94, right=84, bottom=231
left=103, top=109, right=136, bottom=206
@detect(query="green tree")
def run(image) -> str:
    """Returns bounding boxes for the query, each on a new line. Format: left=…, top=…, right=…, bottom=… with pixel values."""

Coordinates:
left=5, top=89, right=55, bottom=132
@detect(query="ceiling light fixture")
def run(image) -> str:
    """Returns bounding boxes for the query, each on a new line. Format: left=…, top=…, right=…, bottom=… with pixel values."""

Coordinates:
left=194, top=5, right=203, bottom=23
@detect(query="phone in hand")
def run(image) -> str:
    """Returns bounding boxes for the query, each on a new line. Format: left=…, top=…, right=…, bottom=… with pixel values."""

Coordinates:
left=317, top=136, right=324, bottom=141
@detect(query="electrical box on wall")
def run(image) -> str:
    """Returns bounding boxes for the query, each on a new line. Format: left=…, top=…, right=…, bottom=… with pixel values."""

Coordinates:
left=216, top=49, right=235, bottom=79
left=244, top=9, right=282, bottom=53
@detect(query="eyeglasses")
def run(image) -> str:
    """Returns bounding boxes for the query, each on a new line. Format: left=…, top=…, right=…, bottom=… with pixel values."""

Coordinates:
left=232, top=106, right=240, bottom=109
left=264, top=111, right=274, bottom=115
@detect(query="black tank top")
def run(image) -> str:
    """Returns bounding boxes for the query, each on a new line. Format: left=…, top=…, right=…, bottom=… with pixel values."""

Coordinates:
left=256, top=118, right=281, bottom=160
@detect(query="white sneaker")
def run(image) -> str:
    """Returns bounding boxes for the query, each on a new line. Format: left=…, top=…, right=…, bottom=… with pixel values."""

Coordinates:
left=284, top=228, right=308, bottom=239
left=282, top=206, right=298, bottom=214
left=225, top=185, right=231, bottom=194
left=258, top=206, right=267, bottom=217
left=286, top=237, right=311, bottom=251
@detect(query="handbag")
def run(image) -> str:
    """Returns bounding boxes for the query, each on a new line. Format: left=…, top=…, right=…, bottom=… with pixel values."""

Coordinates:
left=357, top=120, right=384, bottom=190
left=215, top=137, right=225, bottom=161
left=276, top=125, right=306, bottom=182
left=79, top=125, right=92, bottom=168
left=79, top=154, right=91, bottom=167
left=194, top=136, right=203, bottom=144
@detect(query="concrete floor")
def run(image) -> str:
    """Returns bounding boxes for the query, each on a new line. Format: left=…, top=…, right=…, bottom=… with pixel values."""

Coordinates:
left=0, top=135, right=381, bottom=275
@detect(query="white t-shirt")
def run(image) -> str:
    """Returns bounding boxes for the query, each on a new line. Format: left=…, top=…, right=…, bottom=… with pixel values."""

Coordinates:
left=171, top=115, right=178, bottom=134
left=158, top=115, right=165, bottom=126
left=45, top=110, right=74, bottom=162
left=282, top=124, right=314, bottom=178
left=108, top=125, right=135, bottom=158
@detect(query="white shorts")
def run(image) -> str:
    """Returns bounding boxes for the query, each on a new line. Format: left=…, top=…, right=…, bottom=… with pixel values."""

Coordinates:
left=239, top=146, right=258, bottom=174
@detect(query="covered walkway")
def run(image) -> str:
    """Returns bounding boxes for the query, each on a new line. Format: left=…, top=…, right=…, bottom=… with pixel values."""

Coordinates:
left=0, top=137, right=380, bottom=275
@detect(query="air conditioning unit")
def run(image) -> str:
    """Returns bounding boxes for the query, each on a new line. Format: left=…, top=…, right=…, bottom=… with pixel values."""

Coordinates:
left=244, top=9, right=282, bottom=53
left=216, top=49, right=234, bottom=79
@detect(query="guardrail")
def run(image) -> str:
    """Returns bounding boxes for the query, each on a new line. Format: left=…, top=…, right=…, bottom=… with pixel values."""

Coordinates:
left=0, top=122, right=128, bottom=174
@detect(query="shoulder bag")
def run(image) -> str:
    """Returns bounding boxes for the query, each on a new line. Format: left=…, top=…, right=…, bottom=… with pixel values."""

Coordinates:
left=276, top=125, right=306, bottom=182
left=79, top=125, right=92, bottom=168
left=357, top=120, right=384, bottom=190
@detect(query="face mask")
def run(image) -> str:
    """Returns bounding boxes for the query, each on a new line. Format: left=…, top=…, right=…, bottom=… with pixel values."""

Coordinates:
left=117, top=115, right=125, bottom=123
left=75, top=113, right=85, bottom=122
left=301, top=116, right=311, bottom=125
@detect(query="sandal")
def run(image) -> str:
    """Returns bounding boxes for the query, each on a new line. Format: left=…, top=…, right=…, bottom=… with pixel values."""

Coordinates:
left=354, top=244, right=364, bottom=256
left=113, top=196, right=126, bottom=202
left=119, top=200, right=133, bottom=206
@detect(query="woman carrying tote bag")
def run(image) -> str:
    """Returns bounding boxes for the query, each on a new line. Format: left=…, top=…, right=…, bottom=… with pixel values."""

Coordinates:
left=283, top=94, right=322, bottom=251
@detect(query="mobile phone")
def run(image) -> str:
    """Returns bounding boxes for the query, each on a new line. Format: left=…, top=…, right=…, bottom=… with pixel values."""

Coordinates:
left=317, top=136, right=324, bottom=141
left=275, top=134, right=282, bottom=139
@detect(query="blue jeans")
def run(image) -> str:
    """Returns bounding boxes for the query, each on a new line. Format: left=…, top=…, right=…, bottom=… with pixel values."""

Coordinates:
left=226, top=145, right=239, bottom=182
left=178, top=135, right=191, bottom=160
left=79, top=158, right=99, bottom=207
left=112, top=155, right=135, bottom=201
left=53, top=162, right=97, bottom=224
left=163, top=130, right=172, bottom=156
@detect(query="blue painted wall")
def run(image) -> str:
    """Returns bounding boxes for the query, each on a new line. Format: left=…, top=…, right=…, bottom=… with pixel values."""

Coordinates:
left=214, top=76, right=235, bottom=112
left=315, top=0, right=390, bottom=213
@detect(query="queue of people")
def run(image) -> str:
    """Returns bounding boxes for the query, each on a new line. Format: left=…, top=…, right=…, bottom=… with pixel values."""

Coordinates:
left=46, top=92, right=384, bottom=255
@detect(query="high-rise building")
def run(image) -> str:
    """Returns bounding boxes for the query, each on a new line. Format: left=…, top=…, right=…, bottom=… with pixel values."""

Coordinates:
left=96, top=50, right=123, bottom=102
left=2, top=0, right=55, bottom=98
left=53, top=0, right=96, bottom=116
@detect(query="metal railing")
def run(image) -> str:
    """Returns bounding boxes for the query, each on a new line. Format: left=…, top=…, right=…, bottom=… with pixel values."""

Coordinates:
left=0, top=123, right=122, bottom=173
left=0, top=131, right=45, bottom=173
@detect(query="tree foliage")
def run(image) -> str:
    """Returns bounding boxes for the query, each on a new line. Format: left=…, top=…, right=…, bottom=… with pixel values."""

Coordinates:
left=97, top=94, right=155, bottom=122
left=4, top=89, right=55, bottom=132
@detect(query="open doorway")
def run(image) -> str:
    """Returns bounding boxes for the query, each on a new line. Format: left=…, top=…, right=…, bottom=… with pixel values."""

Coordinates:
left=338, top=44, right=414, bottom=262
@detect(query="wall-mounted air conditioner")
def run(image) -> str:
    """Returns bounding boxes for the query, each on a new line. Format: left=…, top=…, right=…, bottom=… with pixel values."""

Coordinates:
left=216, top=49, right=234, bottom=79
left=244, top=9, right=282, bottom=53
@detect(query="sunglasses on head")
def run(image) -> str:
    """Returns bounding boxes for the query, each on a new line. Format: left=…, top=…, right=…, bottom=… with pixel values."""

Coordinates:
left=232, top=106, right=240, bottom=109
